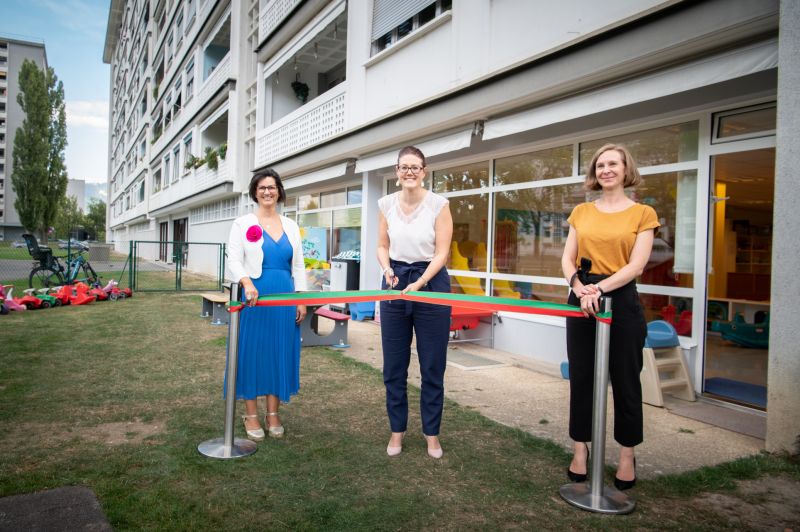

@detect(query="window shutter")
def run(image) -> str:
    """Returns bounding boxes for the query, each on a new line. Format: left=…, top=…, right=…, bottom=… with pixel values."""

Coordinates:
left=372, top=0, right=437, bottom=40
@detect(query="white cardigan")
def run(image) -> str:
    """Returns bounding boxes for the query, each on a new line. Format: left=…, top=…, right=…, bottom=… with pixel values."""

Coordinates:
left=226, top=212, right=308, bottom=291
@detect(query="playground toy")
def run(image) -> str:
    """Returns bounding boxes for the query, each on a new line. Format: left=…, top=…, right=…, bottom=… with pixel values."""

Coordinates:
left=711, top=312, right=769, bottom=349
left=0, top=286, right=26, bottom=312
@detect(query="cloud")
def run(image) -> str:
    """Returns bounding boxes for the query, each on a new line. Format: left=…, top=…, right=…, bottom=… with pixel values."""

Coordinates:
left=66, top=100, right=109, bottom=129
left=36, top=0, right=106, bottom=41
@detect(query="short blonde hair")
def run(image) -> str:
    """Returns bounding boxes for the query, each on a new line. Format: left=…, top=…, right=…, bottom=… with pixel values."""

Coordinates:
left=584, top=143, right=642, bottom=191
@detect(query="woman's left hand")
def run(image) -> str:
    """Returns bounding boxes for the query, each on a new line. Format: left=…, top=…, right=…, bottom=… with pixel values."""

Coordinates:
left=401, top=278, right=426, bottom=295
left=579, top=291, right=601, bottom=317
left=296, top=304, right=307, bottom=324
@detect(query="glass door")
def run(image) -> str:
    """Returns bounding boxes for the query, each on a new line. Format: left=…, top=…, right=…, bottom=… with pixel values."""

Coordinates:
left=704, top=148, right=773, bottom=410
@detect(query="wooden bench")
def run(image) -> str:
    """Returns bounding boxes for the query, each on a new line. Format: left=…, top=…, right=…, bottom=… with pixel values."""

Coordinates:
left=300, top=305, right=350, bottom=347
left=201, top=292, right=229, bottom=326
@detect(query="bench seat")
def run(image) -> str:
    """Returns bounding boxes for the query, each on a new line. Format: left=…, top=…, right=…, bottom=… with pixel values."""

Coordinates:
left=201, top=292, right=229, bottom=326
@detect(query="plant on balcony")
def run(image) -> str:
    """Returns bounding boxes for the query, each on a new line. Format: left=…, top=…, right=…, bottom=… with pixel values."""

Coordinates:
left=291, top=80, right=309, bottom=104
left=218, top=142, right=228, bottom=160
left=152, top=83, right=159, bottom=99
left=204, top=146, right=219, bottom=171
left=185, top=154, right=200, bottom=170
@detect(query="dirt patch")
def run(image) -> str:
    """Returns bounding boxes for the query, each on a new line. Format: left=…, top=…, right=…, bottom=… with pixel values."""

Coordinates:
left=91, top=419, right=165, bottom=445
left=692, top=475, right=800, bottom=530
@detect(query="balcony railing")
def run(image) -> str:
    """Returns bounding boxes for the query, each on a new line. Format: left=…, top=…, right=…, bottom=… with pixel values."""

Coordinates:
left=151, top=53, right=232, bottom=157
left=110, top=199, right=148, bottom=227
left=149, top=157, right=231, bottom=212
left=254, top=81, right=347, bottom=167
left=259, top=0, right=302, bottom=46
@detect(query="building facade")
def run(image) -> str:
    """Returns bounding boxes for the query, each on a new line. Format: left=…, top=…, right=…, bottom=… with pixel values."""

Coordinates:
left=105, top=0, right=798, bottom=451
left=0, top=36, right=48, bottom=241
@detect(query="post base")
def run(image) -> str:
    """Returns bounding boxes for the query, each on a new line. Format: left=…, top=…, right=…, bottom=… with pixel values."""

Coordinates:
left=197, top=437, right=257, bottom=459
left=559, top=482, right=635, bottom=514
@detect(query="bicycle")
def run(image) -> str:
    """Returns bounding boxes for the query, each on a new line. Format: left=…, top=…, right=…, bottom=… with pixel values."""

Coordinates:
left=23, top=234, right=100, bottom=289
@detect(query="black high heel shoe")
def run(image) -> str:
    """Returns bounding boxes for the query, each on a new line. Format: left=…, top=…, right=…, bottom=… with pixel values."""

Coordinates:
left=614, top=457, right=637, bottom=491
left=566, top=443, right=590, bottom=483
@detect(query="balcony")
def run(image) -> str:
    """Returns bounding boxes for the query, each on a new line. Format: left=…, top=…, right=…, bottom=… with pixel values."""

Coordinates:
left=149, top=157, right=231, bottom=212
left=255, top=81, right=346, bottom=166
left=259, top=0, right=302, bottom=46
left=111, top=199, right=148, bottom=227
left=151, top=53, right=232, bottom=157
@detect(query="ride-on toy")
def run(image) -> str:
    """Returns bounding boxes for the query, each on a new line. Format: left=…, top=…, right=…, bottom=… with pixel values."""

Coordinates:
left=0, top=286, right=26, bottom=312
left=711, top=312, right=769, bottom=349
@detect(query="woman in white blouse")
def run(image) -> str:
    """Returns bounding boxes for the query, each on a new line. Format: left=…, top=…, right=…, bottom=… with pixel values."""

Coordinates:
left=377, top=146, right=453, bottom=458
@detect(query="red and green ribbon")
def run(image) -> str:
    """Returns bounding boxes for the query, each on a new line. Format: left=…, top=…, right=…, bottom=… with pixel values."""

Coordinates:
left=226, top=290, right=611, bottom=323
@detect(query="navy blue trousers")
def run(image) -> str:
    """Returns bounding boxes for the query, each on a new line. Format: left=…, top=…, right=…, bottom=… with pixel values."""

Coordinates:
left=566, top=278, right=647, bottom=447
left=380, top=260, right=451, bottom=436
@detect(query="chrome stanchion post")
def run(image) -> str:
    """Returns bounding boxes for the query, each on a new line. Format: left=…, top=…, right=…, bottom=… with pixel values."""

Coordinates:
left=560, top=297, right=635, bottom=514
left=198, top=282, right=258, bottom=459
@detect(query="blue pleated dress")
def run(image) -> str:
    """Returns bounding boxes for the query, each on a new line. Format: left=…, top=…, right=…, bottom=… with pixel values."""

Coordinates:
left=231, top=230, right=300, bottom=402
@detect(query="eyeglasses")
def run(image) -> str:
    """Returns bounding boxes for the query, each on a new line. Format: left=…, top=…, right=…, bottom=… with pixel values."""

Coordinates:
left=396, top=165, right=424, bottom=174
left=257, top=185, right=278, bottom=194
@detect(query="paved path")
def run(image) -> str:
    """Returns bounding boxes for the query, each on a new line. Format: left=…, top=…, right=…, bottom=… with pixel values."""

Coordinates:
left=341, top=320, right=764, bottom=479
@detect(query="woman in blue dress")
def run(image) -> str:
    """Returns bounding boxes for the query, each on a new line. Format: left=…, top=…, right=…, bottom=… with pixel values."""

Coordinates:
left=227, top=169, right=307, bottom=440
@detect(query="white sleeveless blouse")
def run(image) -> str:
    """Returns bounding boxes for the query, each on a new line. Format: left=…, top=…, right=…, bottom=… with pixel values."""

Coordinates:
left=379, top=191, right=449, bottom=263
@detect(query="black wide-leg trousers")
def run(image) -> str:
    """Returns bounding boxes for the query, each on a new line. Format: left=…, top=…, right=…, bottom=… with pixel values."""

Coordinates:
left=566, top=279, right=647, bottom=447
left=380, top=260, right=451, bottom=436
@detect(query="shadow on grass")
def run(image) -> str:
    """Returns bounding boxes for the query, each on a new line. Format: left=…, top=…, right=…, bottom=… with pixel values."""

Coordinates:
left=0, top=293, right=798, bottom=530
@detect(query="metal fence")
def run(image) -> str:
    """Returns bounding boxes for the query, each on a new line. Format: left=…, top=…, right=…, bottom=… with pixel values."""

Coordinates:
left=0, top=239, right=225, bottom=294
left=129, top=240, right=226, bottom=292
left=0, top=240, right=131, bottom=294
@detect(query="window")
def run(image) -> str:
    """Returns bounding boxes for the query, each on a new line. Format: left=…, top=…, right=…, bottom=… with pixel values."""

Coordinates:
left=137, top=180, right=145, bottom=203
left=185, top=59, right=195, bottom=103
left=186, top=0, right=196, bottom=30
left=183, top=133, right=193, bottom=171
left=371, top=0, right=451, bottom=55
left=163, top=154, right=171, bottom=188
left=152, top=169, right=162, bottom=193
left=712, top=103, right=776, bottom=143
left=172, top=146, right=180, bottom=183
left=172, top=79, right=182, bottom=117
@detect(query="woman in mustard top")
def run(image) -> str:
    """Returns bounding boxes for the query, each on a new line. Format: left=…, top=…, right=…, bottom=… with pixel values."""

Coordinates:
left=561, top=144, right=659, bottom=491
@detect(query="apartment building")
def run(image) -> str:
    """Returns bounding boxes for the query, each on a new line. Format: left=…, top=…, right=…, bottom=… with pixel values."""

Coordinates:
left=105, top=0, right=799, bottom=451
left=0, top=36, right=48, bottom=241
left=104, top=0, right=258, bottom=273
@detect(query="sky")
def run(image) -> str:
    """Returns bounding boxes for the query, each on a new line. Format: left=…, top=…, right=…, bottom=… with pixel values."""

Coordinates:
left=1, top=0, right=110, bottom=197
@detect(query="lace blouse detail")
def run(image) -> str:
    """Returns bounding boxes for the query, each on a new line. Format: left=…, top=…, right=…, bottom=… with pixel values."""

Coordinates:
left=379, top=191, right=448, bottom=263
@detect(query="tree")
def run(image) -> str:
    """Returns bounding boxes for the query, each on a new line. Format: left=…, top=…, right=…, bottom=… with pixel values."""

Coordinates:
left=54, top=195, right=83, bottom=240
left=11, top=60, right=49, bottom=237
left=10, top=60, right=68, bottom=242
left=42, top=67, right=69, bottom=241
left=84, top=199, right=107, bottom=241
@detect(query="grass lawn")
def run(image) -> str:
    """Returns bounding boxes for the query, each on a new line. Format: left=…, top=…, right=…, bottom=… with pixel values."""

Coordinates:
left=1, top=293, right=798, bottom=530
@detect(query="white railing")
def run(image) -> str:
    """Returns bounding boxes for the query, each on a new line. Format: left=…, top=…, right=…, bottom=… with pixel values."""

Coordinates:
left=149, top=157, right=230, bottom=212
left=254, top=82, right=347, bottom=166
left=151, top=53, right=232, bottom=157
left=111, top=200, right=148, bottom=227
left=259, top=0, right=302, bottom=46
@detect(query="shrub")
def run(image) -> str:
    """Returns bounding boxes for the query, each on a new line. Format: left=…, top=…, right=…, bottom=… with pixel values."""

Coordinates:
left=205, top=146, right=219, bottom=171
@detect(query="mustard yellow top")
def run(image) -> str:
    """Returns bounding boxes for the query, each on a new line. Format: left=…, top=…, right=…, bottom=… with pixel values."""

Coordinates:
left=567, top=202, right=660, bottom=275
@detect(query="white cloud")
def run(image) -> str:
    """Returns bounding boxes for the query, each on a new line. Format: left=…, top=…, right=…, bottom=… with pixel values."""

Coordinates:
left=66, top=100, right=109, bottom=129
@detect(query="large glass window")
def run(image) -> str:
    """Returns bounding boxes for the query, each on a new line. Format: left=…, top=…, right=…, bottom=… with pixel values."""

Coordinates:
left=494, top=145, right=573, bottom=186
left=333, top=208, right=361, bottom=257
left=449, top=193, right=489, bottom=272
left=493, top=184, right=585, bottom=277
left=433, top=161, right=489, bottom=193
left=634, top=171, right=696, bottom=288
left=579, top=122, right=698, bottom=173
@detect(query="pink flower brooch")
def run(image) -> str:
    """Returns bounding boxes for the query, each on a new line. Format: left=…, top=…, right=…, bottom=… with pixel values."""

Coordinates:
left=246, top=225, right=262, bottom=242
